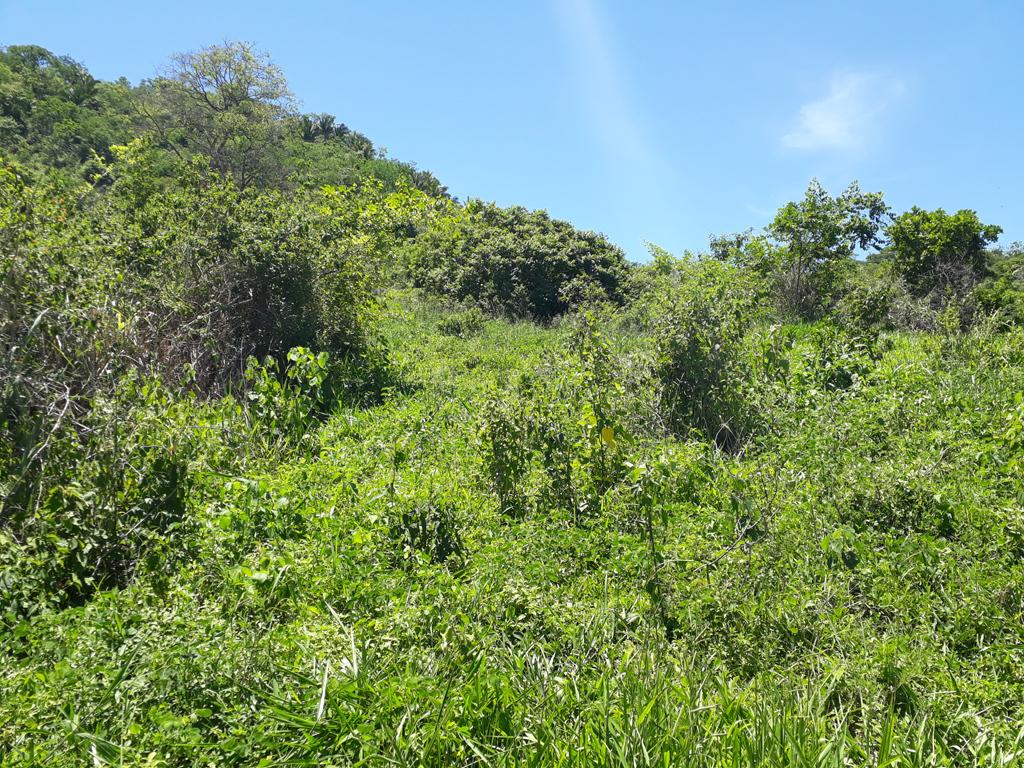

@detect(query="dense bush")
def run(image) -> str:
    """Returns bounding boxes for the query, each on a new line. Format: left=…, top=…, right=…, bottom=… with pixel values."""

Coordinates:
left=0, top=153, right=418, bottom=623
left=832, top=273, right=908, bottom=331
left=0, top=345, right=340, bottom=623
left=2, top=152, right=414, bottom=399
left=635, top=249, right=766, bottom=448
left=887, top=207, right=1002, bottom=296
left=437, top=304, right=485, bottom=338
left=0, top=376, right=190, bottom=620
left=477, top=312, right=639, bottom=520
left=975, top=244, right=1024, bottom=325
left=405, top=200, right=630, bottom=320
left=1, top=163, right=137, bottom=523
left=119, top=159, right=393, bottom=388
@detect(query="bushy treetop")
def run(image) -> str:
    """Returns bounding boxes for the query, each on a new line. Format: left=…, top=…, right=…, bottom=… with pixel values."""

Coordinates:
left=406, top=200, right=630, bottom=320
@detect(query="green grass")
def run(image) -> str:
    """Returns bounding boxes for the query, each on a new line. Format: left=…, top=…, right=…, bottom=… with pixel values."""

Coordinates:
left=3, top=293, right=1024, bottom=766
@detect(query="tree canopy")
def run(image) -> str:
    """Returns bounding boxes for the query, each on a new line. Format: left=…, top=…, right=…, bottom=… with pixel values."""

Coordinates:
left=0, top=44, right=132, bottom=178
left=406, top=200, right=629, bottom=319
left=767, top=179, right=889, bottom=317
left=887, top=207, right=1003, bottom=294
left=136, top=40, right=296, bottom=190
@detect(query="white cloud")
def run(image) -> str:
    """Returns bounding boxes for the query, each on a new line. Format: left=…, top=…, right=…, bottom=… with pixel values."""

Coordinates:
left=556, top=0, right=647, bottom=162
left=782, top=73, right=904, bottom=151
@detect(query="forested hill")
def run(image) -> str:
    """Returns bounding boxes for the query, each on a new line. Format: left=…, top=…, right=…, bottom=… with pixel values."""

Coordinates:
left=0, top=41, right=448, bottom=196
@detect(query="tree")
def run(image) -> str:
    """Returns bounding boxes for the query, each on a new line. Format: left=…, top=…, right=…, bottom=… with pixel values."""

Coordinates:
left=0, top=45, right=132, bottom=178
left=886, top=207, right=1002, bottom=295
left=707, top=228, right=782, bottom=287
left=768, top=179, right=889, bottom=317
left=314, top=113, right=336, bottom=139
left=137, top=40, right=296, bottom=190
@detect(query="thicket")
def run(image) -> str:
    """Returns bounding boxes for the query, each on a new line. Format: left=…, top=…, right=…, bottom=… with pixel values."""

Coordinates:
left=404, top=200, right=630, bottom=320
left=0, top=147, right=433, bottom=626
left=700, top=179, right=1022, bottom=332
left=6, top=282, right=1024, bottom=764
left=976, top=243, right=1024, bottom=324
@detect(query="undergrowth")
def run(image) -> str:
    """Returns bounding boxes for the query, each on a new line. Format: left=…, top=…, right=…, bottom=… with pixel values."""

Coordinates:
left=3, top=291, right=1024, bottom=766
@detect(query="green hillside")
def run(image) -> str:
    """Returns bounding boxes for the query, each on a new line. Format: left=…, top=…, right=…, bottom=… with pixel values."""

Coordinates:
left=3, top=41, right=1024, bottom=766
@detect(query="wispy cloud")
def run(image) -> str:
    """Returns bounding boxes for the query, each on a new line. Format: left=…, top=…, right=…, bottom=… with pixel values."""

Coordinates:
left=554, top=0, right=673, bottom=245
left=555, top=0, right=649, bottom=164
left=782, top=73, right=904, bottom=151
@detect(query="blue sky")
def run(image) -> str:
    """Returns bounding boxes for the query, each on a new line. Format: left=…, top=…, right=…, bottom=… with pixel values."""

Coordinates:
left=3, top=0, right=1021, bottom=261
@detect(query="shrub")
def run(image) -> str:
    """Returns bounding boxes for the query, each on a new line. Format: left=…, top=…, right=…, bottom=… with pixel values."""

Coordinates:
left=799, top=323, right=877, bottom=393
left=0, top=375, right=190, bottom=621
left=974, top=244, right=1024, bottom=326
left=645, top=251, right=763, bottom=448
left=0, top=152, right=406, bottom=622
left=833, top=274, right=908, bottom=332
left=477, top=313, right=636, bottom=520
left=0, top=348, right=337, bottom=624
left=121, top=160, right=389, bottom=390
left=437, top=305, right=485, bottom=338
left=406, top=200, right=629, bottom=320
left=887, top=207, right=1002, bottom=295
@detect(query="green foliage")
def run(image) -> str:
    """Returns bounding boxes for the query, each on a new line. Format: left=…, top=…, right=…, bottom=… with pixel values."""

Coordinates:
left=5, top=288, right=1024, bottom=763
left=135, top=40, right=296, bottom=190
left=407, top=200, right=629, bottom=320
left=0, top=341, right=350, bottom=628
left=437, top=304, right=485, bottom=338
left=0, top=45, right=133, bottom=181
left=708, top=228, right=782, bottom=285
left=0, top=153, right=409, bottom=400
left=974, top=242, right=1024, bottom=325
left=0, top=162, right=139, bottom=479
left=478, top=386, right=534, bottom=517
left=241, top=348, right=331, bottom=453
left=0, top=148, right=412, bottom=626
left=7, top=40, right=1024, bottom=768
left=478, top=312, right=636, bottom=520
left=887, top=207, right=1003, bottom=295
left=643, top=249, right=763, bottom=447
left=768, top=179, right=889, bottom=318
left=0, top=375, right=189, bottom=621
left=798, top=323, right=878, bottom=393
left=832, top=273, right=909, bottom=332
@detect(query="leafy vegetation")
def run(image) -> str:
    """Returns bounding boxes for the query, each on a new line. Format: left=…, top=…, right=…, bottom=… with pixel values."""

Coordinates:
left=887, top=207, right=1003, bottom=295
left=404, top=200, right=629, bottom=320
left=768, top=179, right=889, bottom=319
left=0, top=45, right=133, bottom=180
left=3, top=40, right=1024, bottom=767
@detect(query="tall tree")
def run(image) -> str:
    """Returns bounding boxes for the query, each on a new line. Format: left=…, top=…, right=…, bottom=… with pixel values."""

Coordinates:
left=137, top=40, right=296, bottom=190
left=314, top=113, right=336, bottom=139
left=769, top=179, right=889, bottom=317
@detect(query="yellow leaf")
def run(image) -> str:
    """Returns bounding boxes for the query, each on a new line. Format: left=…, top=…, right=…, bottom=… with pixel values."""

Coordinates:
left=601, top=427, right=616, bottom=447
